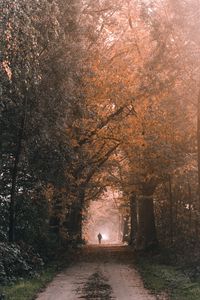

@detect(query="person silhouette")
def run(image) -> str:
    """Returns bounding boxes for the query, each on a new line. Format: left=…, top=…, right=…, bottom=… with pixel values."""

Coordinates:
left=97, top=233, right=102, bottom=244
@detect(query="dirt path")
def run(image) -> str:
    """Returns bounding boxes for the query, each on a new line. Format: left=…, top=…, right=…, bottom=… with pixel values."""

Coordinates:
left=36, top=245, right=157, bottom=300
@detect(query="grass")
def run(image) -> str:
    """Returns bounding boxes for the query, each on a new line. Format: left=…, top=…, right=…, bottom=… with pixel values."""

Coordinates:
left=136, top=255, right=200, bottom=300
left=0, top=264, right=58, bottom=300
left=0, top=249, right=74, bottom=300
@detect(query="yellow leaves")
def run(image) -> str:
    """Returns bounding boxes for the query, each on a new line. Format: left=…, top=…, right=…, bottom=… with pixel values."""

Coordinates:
left=77, top=0, right=194, bottom=194
left=2, top=60, right=12, bottom=80
left=71, top=138, right=80, bottom=148
left=43, top=184, right=54, bottom=202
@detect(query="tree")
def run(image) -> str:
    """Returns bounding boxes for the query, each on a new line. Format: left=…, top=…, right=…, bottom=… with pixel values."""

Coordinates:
left=0, top=0, right=85, bottom=243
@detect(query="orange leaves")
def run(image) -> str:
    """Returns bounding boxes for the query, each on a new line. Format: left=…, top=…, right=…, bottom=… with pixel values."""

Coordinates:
left=77, top=0, right=195, bottom=201
left=2, top=60, right=12, bottom=80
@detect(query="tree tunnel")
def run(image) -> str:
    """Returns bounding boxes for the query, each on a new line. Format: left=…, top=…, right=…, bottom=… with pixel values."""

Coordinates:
left=80, top=184, right=159, bottom=250
left=83, top=187, right=131, bottom=245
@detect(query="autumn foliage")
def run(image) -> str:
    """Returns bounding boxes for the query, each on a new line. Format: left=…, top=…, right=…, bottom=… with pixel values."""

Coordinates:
left=0, top=0, right=200, bottom=270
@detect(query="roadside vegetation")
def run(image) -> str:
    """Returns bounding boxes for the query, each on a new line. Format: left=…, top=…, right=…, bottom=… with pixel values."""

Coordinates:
left=0, top=245, right=72, bottom=300
left=1, top=1, right=200, bottom=299
left=136, top=249, right=200, bottom=300
left=0, top=265, right=57, bottom=300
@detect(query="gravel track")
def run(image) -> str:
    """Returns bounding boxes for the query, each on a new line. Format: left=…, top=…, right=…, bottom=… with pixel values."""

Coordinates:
left=36, top=245, right=157, bottom=300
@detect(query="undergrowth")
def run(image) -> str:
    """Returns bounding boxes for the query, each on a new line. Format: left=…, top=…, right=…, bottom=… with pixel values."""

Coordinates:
left=136, top=250, right=200, bottom=300
left=0, top=265, right=57, bottom=300
left=0, top=247, right=73, bottom=300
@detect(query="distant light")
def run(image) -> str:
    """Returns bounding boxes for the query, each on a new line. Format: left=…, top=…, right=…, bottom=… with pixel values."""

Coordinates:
left=102, top=233, right=109, bottom=240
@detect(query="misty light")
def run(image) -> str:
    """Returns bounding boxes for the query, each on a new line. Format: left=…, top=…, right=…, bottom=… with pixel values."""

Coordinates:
left=83, top=188, right=125, bottom=245
left=101, top=233, right=109, bottom=241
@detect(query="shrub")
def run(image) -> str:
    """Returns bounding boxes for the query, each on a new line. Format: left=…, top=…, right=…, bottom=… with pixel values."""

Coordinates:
left=0, top=242, right=44, bottom=284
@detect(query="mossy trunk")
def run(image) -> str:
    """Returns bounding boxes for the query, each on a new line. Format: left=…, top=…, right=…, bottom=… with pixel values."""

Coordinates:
left=197, top=86, right=200, bottom=237
left=122, top=215, right=129, bottom=243
left=9, top=99, right=27, bottom=242
left=136, top=193, right=158, bottom=250
left=130, top=193, right=137, bottom=245
left=68, top=187, right=85, bottom=243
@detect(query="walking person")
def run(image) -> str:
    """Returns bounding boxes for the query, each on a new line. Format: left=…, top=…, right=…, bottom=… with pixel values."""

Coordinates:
left=97, top=232, right=102, bottom=244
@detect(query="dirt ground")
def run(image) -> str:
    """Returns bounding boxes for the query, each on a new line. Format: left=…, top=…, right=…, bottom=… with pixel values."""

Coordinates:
left=36, top=245, right=159, bottom=300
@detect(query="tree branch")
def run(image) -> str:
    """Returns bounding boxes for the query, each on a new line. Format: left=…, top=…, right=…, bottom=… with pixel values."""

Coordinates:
left=79, top=106, right=125, bottom=146
left=84, top=143, right=120, bottom=184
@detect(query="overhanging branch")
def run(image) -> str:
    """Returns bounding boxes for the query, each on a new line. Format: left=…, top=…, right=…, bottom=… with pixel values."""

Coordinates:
left=84, top=143, right=120, bottom=185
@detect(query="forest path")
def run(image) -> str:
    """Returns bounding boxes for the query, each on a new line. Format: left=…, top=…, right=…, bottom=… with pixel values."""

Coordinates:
left=36, top=245, right=157, bottom=300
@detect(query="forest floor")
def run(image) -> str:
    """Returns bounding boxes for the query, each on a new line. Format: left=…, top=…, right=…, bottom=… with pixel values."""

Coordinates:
left=36, top=245, right=163, bottom=300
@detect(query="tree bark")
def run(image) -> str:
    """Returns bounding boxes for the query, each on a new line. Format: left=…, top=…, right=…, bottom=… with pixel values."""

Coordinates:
left=168, top=175, right=173, bottom=244
left=198, top=88, right=200, bottom=204
left=122, top=215, right=129, bottom=243
left=8, top=100, right=27, bottom=242
left=136, top=193, right=158, bottom=250
left=197, top=87, right=200, bottom=237
left=130, top=193, right=137, bottom=245
left=68, top=187, right=85, bottom=243
left=76, top=187, right=85, bottom=242
left=187, top=177, right=192, bottom=233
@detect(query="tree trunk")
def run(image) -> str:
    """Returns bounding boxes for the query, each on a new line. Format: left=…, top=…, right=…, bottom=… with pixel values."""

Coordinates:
left=8, top=145, right=21, bottom=242
left=68, top=187, right=85, bottom=243
left=187, top=177, right=192, bottom=233
left=68, top=204, right=77, bottom=239
left=130, top=193, right=137, bottom=245
left=198, top=88, right=200, bottom=205
left=197, top=87, right=200, bottom=237
left=76, top=187, right=85, bottom=242
left=136, top=193, right=158, bottom=250
left=168, top=175, right=173, bottom=244
left=8, top=100, right=27, bottom=242
left=122, top=215, right=129, bottom=243
left=49, top=191, right=62, bottom=239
